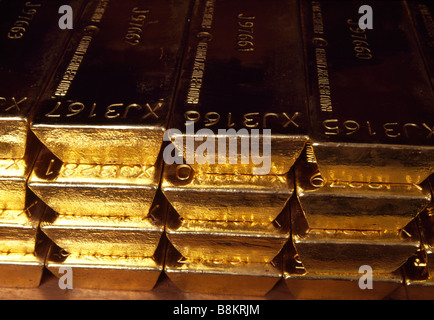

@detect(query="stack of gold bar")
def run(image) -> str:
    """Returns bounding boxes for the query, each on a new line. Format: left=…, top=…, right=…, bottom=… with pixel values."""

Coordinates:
left=284, top=0, right=434, bottom=299
left=161, top=0, right=309, bottom=296
left=0, top=0, right=88, bottom=288
left=26, top=0, right=192, bottom=290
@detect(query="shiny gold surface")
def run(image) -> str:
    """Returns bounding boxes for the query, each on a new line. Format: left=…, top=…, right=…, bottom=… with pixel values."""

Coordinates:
left=165, top=245, right=281, bottom=296
left=0, top=200, right=45, bottom=253
left=162, top=164, right=292, bottom=222
left=41, top=196, right=167, bottom=256
left=295, top=152, right=431, bottom=230
left=31, top=0, right=191, bottom=166
left=28, top=147, right=160, bottom=217
left=46, top=246, right=163, bottom=291
left=0, top=141, right=40, bottom=210
left=166, top=206, right=289, bottom=263
left=291, top=198, right=420, bottom=274
left=312, top=143, right=434, bottom=185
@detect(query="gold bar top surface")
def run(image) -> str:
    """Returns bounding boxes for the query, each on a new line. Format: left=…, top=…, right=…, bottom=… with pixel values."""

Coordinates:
left=0, top=0, right=85, bottom=159
left=31, top=0, right=192, bottom=165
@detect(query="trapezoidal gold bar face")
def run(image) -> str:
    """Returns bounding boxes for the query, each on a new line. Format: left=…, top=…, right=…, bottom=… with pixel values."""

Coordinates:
left=46, top=245, right=163, bottom=291
left=295, top=149, right=431, bottom=230
left=166, top=206, right=289, bottom=263
left=28, top=147, right=160, bottom=217
left=0, top=200, right=45, bottom=254
left=282, top=242, right=405, bottom=300
left=30, top=0, right=192, bottom=166
left=168, top=0, right=309, bottom=175
left=41, top=195, right=167, bottom=257
left=302, top=0, right=434, bottom=184
left=291, top=198, right=421, bottom=274
left=164, top=245, right=282, bottom=296
left=161, top=164, right=292, bottom=222
left=0, top=0, right=86, bottom=159
left=407, top=0, right=434, bottom=88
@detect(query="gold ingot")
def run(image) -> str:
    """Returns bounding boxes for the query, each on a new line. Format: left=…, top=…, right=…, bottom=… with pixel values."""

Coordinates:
left=28, top=147, right=160, bottom=217
left=295, top=152, right=431, bottom=230
left=165, top=245, right=281, bottom=296
left=31, top=0, right=191, bottom=166
left=291, top=198, right=420, bottom=274
left=0, top=200, right=45, bottom=253
left=283, top=243, right=405, bottom=300
left=161, top=164, right=292, bottom=222
left=0, top=234, right=50, bottom=288
left=0, top=141, right=40, bottom=210
left=41, top=197, right=166, bottom=256
left=46, top=245, right=163, bottom=291
left=401, top=249, right=434, bottom=300
left=166, top=206, right=289, bottom=263
left=417, top=196, right=434, bottom=274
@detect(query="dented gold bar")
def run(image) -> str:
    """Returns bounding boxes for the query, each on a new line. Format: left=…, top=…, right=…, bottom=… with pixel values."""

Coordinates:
left=46, top=245, right=163, bottom=291
left=28, top=147, right=160, bottom=217
left=302, top=0, right=434, bottom=184
left=291, top=198, right=420, bottom=274
left=0, top=0, right=86, bottom=159
left=31, top=0, right=192, bottom=166
left=161, top=164, right=292, bottom=222
left=168, top=0, right=308, bottom=174
left=166, top=206, right=289, bottom=263
left=40, top=195, right=167, bottom=256
left=164, top=244, right=281, bottom=296
left=295, top=148, right=431, bottom=230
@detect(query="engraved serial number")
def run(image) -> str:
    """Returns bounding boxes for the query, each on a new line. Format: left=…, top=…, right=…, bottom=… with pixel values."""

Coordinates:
left=184, top=110, right=302, bottom=129
left=347, top=19, right=373, bottom=60
left=236, top=13, right=255, bottom=52
left=45, top=100, right=164, bottom=120
left=124, top=7, right=150, bottom=46
left=323, top=119, right=434, bottom=140
left=0, top=97, right=28, bottom=112
left=8, top=2, right=41, bottom=40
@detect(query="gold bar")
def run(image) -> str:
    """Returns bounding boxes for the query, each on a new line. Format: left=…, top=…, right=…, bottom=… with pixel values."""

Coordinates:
left=168, top=0, right=308, bottom=175
left=28, top=147, right=160, bottom=217
left=295, top=148, right=431, bottom=230
left=161, top=164, right=292, bottom=222
left=0, top=145, right=39, bottom=210
left=0, top=0, right=86, bottom=159
left=166, top=205, right=289, bottom=263
left=41, top=204, right=165, bottom=257
left=0, top=200, right=45, bottom=253
left=30, top=0, right=192, bottom=166
left=417, top=178, right=434, bottom=274
left=46, top=244, right=164, bottom=291
left=0, top=234, right=50, bottom=288
left=402, top=248, right=434, bottom=300
left=164, top=244, right=281, bottom=296
left=291, top=198, right=420, bottom=274
left=302, top=0, right=434, bottom=184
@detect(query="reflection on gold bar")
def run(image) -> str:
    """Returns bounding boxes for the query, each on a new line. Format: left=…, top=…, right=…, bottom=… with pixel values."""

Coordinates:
left=295, top=151, right=431, bottom=230
left=165, top=245, right=281, bottom=296
left=401, top=249, right=434, bottom=300
left=302, top=1, right=434, bottom=184
left=0, top=0, right=86, bottom=159
left=0, top=200, right=45, bottom=253
left=162, top=164, right=292, bottom=222
left=31, top=0, right=191, bottom=166
left=283, top=243, right=406, bottom=300
left=168, top=0, right=308, bottom=175
left=0, top=235, right=49, bottom=288
left=417, top=184, right=434, bottom=274
left=166, top=206, right=289, bottom=263
left=28, top=147, right=160, bottom=217
left=291, top=198, right=420, bottom=274
left=0, top=144, right=40, bottom=210
left=41, top=207, right=165, bottom=257
left=46, top=245, right=163, bottom=291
